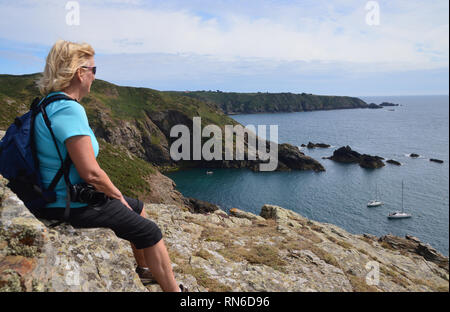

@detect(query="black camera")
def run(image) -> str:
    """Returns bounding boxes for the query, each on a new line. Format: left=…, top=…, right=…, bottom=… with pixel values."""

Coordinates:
left=70, top=183, right=108, bottom=206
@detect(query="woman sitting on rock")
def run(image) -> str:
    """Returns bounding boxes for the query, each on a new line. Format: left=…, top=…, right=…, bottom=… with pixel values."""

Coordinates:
left=35, top=40, right=184, bottom=292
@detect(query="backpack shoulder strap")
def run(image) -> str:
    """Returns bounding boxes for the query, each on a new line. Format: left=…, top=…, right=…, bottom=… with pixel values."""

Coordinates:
left=35, top=93, right=77, bottom=183
left=38, top=94, right=73, bottom=165
left=32, top=93, right=77, bottom=115
left=35, top=93, right=78, bottom=223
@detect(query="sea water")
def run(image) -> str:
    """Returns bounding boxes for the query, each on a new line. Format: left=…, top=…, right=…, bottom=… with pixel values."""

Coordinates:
left=166, top=95, right=449, bottom=256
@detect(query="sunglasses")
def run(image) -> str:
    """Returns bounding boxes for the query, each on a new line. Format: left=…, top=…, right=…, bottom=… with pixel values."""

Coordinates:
left=81, top=66, right=97, bottom=75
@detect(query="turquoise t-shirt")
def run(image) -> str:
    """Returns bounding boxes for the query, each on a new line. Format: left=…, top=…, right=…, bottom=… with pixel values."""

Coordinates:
left=34, top=92, right=99, bottom=208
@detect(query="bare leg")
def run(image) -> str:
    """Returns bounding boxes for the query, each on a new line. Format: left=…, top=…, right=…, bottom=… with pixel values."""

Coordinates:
left=131, top=243, right=148, bottom=268
left=132, top=207, right=149, bottom=268
left=133, top=206, right=179, bottom=291
left=143, top=239, right=179, bottom=292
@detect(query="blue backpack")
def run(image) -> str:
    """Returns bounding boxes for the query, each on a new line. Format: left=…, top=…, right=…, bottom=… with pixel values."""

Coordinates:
left=0, top=94, right=73, bottom=221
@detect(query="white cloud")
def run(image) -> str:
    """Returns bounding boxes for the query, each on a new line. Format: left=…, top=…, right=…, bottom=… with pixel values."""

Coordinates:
left=0, top=0, right=448, bottom=72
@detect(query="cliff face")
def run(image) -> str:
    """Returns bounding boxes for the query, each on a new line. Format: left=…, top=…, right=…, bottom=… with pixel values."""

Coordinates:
left=91, top=105, right=325, bottom=172
left=1, top=177, right=448, bottom=292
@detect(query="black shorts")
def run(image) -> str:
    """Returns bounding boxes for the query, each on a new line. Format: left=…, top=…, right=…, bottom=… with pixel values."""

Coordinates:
left=39, top=196, right=162, bottom=249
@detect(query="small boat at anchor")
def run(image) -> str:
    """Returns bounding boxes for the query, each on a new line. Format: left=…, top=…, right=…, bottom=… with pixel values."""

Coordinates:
left=367, top=200, right=383, bottom=207
left=388, top=211, right=411, bottom=219
left=367, top=184, right=383, bottom=207
left=388, top=181, right=412, bottom=219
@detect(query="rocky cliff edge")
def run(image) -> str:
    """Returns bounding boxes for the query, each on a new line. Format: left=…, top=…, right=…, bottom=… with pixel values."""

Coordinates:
left=0, top=176, right=448, bottom=292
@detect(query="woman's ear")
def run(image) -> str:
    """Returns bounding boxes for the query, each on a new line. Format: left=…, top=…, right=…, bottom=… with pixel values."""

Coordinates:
left=74, top=68, right=83, bottom=82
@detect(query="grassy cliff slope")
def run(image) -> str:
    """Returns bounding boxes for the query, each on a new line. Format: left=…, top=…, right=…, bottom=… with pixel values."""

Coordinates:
left=168, top=90, right=368, bottom=114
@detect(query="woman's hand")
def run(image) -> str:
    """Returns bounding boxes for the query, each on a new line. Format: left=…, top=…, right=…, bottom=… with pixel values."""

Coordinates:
left=120, top=195, right=133, bottom=210
left=66, top=135, right=132, bottom=210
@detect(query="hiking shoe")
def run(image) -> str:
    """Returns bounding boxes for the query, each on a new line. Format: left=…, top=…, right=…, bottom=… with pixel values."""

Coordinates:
left=179, top=284, right=189, bottom=292
left=135, top=266, right=157, bottom=285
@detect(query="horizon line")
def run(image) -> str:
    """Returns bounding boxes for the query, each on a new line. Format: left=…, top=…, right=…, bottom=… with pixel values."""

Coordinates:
left=1, top=72, right=448, bottom=98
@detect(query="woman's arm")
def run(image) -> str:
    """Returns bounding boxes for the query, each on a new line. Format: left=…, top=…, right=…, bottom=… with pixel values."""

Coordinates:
left=65, top=135, right=132, bottom=210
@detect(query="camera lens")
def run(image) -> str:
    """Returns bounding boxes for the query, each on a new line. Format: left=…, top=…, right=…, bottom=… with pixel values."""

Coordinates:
left=70, top=183, right=106, bottom=206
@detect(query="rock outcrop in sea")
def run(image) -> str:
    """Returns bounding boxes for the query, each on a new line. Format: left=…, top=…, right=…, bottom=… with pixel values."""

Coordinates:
left=276, top=143, right=325, bottom=172
left=386, top=159, right=402, bottom=166
left=368, top=103, right=383, bottom=109
left=303, top=142, right=331, bottom=149
left=379, top=102, right=399, bottom=107
left=1, top=176, right=448, bottom=292
left=325, top=146, right=385, bottom=169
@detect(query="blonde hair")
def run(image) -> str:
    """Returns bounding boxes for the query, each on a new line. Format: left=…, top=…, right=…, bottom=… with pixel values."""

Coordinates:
left=37, top=40, right=95, bottom=95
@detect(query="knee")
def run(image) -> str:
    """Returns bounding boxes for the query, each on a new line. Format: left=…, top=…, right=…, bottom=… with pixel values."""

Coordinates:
left=144, top=227, right=163, bottom=249
left=146, top=220, right=163, bottom=245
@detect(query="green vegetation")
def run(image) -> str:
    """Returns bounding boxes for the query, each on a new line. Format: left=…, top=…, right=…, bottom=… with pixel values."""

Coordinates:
left=218, top=244, right=287, bottom=271
left=346, top=274, right=379, bottom=292
left=96, top=138, right=155, bottom=199
left=0, top=74, right=240, bottom=196
left=0, top=74, right=40, bottom=128
left=198, top=222, right=288, bottom=272
left=1, top=74, right=368, bottom=130
left=0, top=73, right=238, bottom=130
left=169, top=90, right=368, bottom=114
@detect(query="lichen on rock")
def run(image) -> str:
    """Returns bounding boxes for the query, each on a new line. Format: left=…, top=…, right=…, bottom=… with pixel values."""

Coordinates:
left=0, top=177, right=147, bottom=292
left=0, top=175, right=448, bottom=292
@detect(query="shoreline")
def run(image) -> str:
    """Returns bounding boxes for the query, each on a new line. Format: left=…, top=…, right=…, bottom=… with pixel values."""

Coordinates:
left=225, top=106, right=372, bottom=116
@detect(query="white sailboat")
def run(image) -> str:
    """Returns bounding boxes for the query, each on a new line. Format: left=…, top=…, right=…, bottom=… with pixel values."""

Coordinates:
left=388, top=181, right=411, bottom=219
left=367, top=184, right=383, bottom=207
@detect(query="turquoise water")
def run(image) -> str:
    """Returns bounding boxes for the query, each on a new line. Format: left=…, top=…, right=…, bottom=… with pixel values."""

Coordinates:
left=166, top=95, right=449, bottom=256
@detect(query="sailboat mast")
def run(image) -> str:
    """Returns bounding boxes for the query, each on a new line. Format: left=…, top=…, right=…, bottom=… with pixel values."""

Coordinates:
left=402, top=181, right=404, bottom=213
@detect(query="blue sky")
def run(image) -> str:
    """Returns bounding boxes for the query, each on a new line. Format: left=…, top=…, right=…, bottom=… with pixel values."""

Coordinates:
left=0, top=0, right=448, bottom=96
